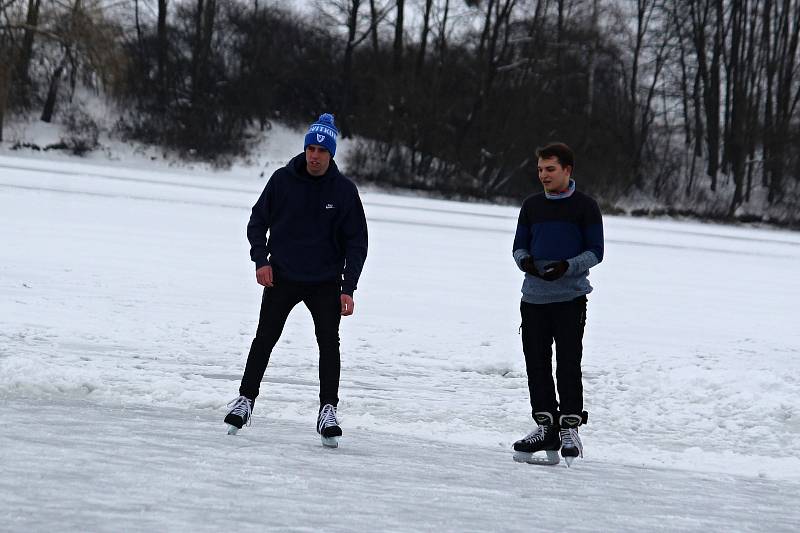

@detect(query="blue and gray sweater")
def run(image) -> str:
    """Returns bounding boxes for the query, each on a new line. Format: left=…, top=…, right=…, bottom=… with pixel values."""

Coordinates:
left=512, top=181, right=604, bottom=304
left=247, top=153, right=368, bottom=295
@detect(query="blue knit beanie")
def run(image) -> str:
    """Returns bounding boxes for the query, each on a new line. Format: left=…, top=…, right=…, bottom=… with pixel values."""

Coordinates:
left=304, top=113, right=338, bottom=157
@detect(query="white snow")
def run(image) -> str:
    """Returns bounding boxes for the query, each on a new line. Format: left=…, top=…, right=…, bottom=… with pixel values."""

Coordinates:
left=1, top=127, right=799, bottom=530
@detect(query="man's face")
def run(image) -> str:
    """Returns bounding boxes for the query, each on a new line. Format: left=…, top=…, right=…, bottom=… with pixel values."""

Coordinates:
left=306, top=145, right=331, bottom=176
left=537, top=156, right=572, bottom=192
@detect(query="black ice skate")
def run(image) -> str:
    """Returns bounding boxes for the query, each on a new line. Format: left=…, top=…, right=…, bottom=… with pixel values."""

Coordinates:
left=513, top=412, right=561, bottom=465
left=317, top=404, right=342, bottom=448
left=224, top=395, right=253, bottom=435
left=559, top=414, right=584, bottom=466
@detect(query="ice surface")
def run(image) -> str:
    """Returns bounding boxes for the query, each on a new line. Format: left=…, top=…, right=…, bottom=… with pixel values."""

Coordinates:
left=1, top=150, right=799, bottom=531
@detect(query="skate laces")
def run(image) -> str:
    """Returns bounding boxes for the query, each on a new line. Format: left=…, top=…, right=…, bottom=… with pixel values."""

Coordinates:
left=560, top=428, right=583, bottom=457
left=521, top=425, right=547, bottom=443
left=227, top=396, right=252, bottom=426
left=317, top=404, right=339, bottom=432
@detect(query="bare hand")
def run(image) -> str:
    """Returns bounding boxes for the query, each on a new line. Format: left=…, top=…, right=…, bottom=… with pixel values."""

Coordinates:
left=256, top=266, right=273, bottom=287
left=340, top=294, right=354, bottom=316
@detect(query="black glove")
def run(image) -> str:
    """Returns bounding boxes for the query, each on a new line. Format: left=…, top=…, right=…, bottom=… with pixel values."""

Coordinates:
left=520, top=256, right=540, bottom=277
left=541, top=260, right=569, bottom=281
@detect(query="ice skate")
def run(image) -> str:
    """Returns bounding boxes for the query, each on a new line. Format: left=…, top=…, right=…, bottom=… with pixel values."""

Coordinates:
left=317, top=404, right=342, bottom=448
left=224, top=395, right=253, bottom=435
left=512, top=412, right=561, bottom=465
left=559, top=414, right=584, bottom=467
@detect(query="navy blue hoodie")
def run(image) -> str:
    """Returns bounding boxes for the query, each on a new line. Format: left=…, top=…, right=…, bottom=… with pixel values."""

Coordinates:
left=247, top=153, right=368, bottom=295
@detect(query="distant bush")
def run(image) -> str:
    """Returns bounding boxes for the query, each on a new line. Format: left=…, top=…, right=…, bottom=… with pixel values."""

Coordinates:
left=61, top=106, right=99, bottom=155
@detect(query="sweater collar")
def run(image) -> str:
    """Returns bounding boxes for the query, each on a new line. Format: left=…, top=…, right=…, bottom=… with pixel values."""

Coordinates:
left=545, top=178, right=576, bottom=200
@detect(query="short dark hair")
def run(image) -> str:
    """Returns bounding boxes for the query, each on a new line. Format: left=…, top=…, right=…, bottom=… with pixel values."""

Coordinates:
left=536, top=142, right=574, bottom=170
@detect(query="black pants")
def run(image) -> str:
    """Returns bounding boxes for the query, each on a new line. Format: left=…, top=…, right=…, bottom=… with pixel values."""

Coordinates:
left=239, top=280, right=342, bottom=406
left=521, top=296, right=587, bottom=418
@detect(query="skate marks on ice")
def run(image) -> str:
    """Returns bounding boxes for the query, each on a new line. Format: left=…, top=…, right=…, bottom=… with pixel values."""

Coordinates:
left=2, top=398, right=798, bottom=533
left=227, top=425, right=341, bottom=448
left=226, top=421, right=339, bottom=448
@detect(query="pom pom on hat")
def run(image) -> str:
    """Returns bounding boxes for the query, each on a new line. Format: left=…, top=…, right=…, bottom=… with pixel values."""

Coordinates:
left=304, top=113, right=338, bottom=156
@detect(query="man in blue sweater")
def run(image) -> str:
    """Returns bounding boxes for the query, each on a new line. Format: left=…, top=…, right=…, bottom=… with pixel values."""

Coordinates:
left=511, top=143, right=604, bottom=466
left=225, top=114, right=368, bottom=447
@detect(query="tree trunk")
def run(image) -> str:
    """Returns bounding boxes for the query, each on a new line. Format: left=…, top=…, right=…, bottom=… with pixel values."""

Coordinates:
left=340, top=0, right=361, bottom=137
left=705, top=0, right=723, bottom=191
left=556, top=0, right=564, bottom=99
left=689, top=0, right=721, bottom=191
left=459, top=0, right=516, bottom=157
left=629, top=0, right=645, bottom=188
left=436, top=0, right=450, bottom=62
left=762, top=0, right=775, bottom=188
left=676, top=21, right=692, bottom=148
left=369, top=0, right=379, bottom=55
left=585, top=0, right=599, bottom=117
left=743, top=0, right=761, bottom=205
left=727, top=0, right=747, bottom=214
left=190, top=0, right=216, bottom=108
left=41, top=54, right=67, bottom=123
left=416, top=0, right=433, bottom=78
left=768, top=0, right=800, bottom=204
left=393, top=0, right=404, bottom=74
left=0, top=61, right=12, bottom=142
left=16, top=0, right=41, bottom=86
left=157, top=0, right=168, bottom=107
left=191, top=0, right=205, bottom=107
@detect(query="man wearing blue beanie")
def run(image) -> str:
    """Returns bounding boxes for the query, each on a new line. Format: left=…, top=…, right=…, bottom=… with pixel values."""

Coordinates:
left=225, top=113, right=368, bottom=449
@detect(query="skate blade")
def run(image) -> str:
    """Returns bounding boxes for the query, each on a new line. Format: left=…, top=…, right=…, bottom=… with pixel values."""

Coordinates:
left=564, top=456, right=577, bottom=467
left=513, top=450, right=560, bottom=465
left=227, top=424, right=240, bottom=435
left=321, top=436, right=340, bottom=448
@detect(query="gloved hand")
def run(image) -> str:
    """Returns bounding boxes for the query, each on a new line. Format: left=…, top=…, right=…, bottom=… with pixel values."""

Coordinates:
left=520, top=256, right=540, bottom=277
left=541, top=260, right=569, bottom=281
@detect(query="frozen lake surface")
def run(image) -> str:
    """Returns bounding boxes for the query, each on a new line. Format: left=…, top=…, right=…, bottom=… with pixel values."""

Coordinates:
left=1, top=153, right=798, bottom=531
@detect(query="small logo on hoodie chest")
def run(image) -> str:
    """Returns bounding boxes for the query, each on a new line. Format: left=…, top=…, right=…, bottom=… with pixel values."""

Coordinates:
left=325, top=203, right=335, bottom=210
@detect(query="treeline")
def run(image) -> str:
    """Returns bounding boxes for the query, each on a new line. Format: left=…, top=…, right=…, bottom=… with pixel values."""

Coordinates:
left=1, top=0, right=799, bottom=225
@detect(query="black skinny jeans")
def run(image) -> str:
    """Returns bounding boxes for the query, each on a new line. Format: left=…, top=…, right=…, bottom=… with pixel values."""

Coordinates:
left=521, top=296, right=587, bottom=419
left=239, top=280, right=342, bottom=406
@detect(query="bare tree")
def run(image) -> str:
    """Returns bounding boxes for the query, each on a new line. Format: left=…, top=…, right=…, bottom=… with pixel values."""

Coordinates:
left=157, top=0, right=168, bottom=107
left=723, top=0, right=758, bottom=213
left=635, top=1, right=673, bottom=190
left=585, top=0, right=600, bottom=117
left=341, top=0, right=362, bottom=137
left=0, top=55, right=11, bottom=142
left=369, top=0, right=380, bottom=54
left=40, top=0, right=84, bottom=123
left=317, top=0, right=391, bottom=135
left=686, top=0, right=725, bottom=191
left=459, top=0, right=519, bottom=154
left=1, top=0, right=26, bottom=140
left=16, top=0, right=40, bottom=87
left=393, top=0, right=404, bottom=73
left=762, top=0, right=800, bottom=204
left=190, top=0, right=217, bottom=109
left=415, top=0, right=434, bottom=77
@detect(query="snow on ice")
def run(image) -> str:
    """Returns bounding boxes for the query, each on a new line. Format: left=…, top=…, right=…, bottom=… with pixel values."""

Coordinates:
left=1, top=137, right=799, bottom=531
